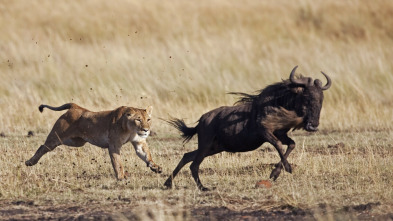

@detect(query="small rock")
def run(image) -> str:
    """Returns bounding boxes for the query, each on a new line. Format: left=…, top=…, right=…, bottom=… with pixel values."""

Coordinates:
left=255, top=180, right=272, bottom=188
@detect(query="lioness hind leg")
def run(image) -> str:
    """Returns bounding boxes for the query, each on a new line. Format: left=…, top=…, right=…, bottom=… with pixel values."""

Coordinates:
left=25, top=128, right=70, bottom=166
left=63, top=137, right=86, bottom=147
left=25, top=137, right=62, bottom=166
left=25, top=144, right=55, bottom=166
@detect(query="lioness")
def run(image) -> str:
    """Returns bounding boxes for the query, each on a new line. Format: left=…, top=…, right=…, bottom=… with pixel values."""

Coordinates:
left=25, top=103, right=162, bottom=180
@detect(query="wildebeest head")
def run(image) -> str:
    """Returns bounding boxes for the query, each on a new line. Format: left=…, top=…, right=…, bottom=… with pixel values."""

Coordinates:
left=230, top=66, right=332, bottom=132
left=288, top=66, right=331, bottom=132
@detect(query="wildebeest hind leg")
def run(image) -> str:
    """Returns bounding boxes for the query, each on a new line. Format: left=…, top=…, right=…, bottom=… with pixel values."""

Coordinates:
left=164, top=150, right=198, bottom=189
left=190, top=153, right=208, bottom=191
left=190, top=143, right=222, bottom=191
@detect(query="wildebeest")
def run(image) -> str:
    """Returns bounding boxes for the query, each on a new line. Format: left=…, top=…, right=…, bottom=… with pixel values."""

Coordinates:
left=164, top=66, right=332, bottom=191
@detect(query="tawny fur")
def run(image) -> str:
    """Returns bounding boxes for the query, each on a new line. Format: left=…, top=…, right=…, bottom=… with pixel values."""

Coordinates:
left=26, top=103, right=162, bottom=180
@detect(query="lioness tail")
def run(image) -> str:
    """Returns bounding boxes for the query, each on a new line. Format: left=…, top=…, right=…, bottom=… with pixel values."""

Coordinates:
left=39, top=103, right=73, bottom=113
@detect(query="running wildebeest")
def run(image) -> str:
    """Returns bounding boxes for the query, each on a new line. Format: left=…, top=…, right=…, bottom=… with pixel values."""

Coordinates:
left=164, top=66, right=332, bottom=191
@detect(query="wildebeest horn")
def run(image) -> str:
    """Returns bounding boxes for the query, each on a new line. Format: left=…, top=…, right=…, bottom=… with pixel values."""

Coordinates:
left=320, top=71, right=332, bottom=90
left=289, top=66, right=312, bottom=86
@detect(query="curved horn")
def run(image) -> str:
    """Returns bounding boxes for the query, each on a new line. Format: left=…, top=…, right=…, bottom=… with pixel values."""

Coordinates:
left=289, top=66, right=298, bottom=81
left=320, top=71, right=332, bottom=90
left=289, top=66, right=312, bottom=86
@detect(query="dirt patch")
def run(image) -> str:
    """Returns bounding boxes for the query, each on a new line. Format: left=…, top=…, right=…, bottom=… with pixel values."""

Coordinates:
left=1, top=200, right=392, bottom=221
left=191, top=206, right=314, bottom=221
left=342, top=202, right=381, bottom=212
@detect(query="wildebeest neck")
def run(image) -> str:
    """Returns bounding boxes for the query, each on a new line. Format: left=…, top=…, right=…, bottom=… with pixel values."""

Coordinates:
left=232, top=81, right=305, bottom=117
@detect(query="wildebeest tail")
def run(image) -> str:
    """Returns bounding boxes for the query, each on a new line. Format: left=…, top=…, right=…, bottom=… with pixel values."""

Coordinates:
left=166, top=118, right=197, bottom=143
left=39, top=103, right=73, bottom=113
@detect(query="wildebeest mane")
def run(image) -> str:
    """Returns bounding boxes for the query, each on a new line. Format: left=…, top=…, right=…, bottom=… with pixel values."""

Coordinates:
left=229, top=78, right=305, bottom=113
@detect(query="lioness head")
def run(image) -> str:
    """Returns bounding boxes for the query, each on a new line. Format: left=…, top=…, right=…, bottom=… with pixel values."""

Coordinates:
left=122, top=106, right=153, bottom=138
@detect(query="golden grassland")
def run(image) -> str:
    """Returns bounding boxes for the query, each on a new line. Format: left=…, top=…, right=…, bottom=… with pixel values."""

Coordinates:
left=1, top=0, right=393, bottom=219
left=1, top=0, right=393, bottom=133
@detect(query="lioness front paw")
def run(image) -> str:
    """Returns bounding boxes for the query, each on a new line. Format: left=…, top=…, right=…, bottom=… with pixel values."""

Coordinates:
left=149, top=164, right=162, bottom=174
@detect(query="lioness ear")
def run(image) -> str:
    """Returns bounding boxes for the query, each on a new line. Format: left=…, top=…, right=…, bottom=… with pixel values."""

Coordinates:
left=146, top=106, right=153, bottom=117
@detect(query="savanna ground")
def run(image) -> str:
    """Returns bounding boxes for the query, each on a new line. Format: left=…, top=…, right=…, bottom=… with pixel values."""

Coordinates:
left=1, top=0, right=393, bottom=220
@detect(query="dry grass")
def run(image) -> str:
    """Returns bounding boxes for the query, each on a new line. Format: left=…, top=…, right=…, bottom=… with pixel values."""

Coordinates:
left=1, top=0, right=393, bottom=219
left=1, top=131, right=393, bottom=219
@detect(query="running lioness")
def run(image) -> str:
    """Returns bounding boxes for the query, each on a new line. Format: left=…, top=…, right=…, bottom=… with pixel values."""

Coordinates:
left=25, top=103, right=162, bottom=180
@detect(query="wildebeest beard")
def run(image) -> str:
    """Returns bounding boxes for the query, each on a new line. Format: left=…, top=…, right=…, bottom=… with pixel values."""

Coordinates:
left=164, top=66, right=331, bottom=191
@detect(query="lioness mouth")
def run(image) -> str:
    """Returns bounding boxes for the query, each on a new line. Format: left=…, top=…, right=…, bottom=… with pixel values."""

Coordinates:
left=138, top=132, right=149, bottom=137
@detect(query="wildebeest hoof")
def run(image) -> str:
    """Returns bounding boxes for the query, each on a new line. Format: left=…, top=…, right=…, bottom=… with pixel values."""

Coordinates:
left=274, top=162, right=283, bottom=169
left=269, top=166, right=282, bottom=181
left=199, top=186, right=210, bottom=191
left=163, top=180, right=172, bottom=189
left=25, top=160, right=35, bottom=166
left=276, top=161, right=292, bottom=173
left=283, top=162, right=292, bottom=173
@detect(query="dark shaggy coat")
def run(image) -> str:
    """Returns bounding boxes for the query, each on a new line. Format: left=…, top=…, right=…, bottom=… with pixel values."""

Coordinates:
left=164, top=66, right=332, bottom=191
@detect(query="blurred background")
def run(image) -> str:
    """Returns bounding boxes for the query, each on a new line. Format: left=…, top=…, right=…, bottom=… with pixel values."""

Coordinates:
left=1, top=0, right=392, bottom=134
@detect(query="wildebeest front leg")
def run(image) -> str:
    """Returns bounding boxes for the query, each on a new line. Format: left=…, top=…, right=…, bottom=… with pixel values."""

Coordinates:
left=265, top=132, right=291, bottom=180
left=273, top=132, right=296, bottom=173
left=190, top=139, right=222, bottom=191
left=131, top=141, right=162, bottom=174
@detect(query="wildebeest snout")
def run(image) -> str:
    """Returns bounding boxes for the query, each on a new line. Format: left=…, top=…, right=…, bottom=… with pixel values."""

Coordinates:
left=305, top=122, right=318, bottom=132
